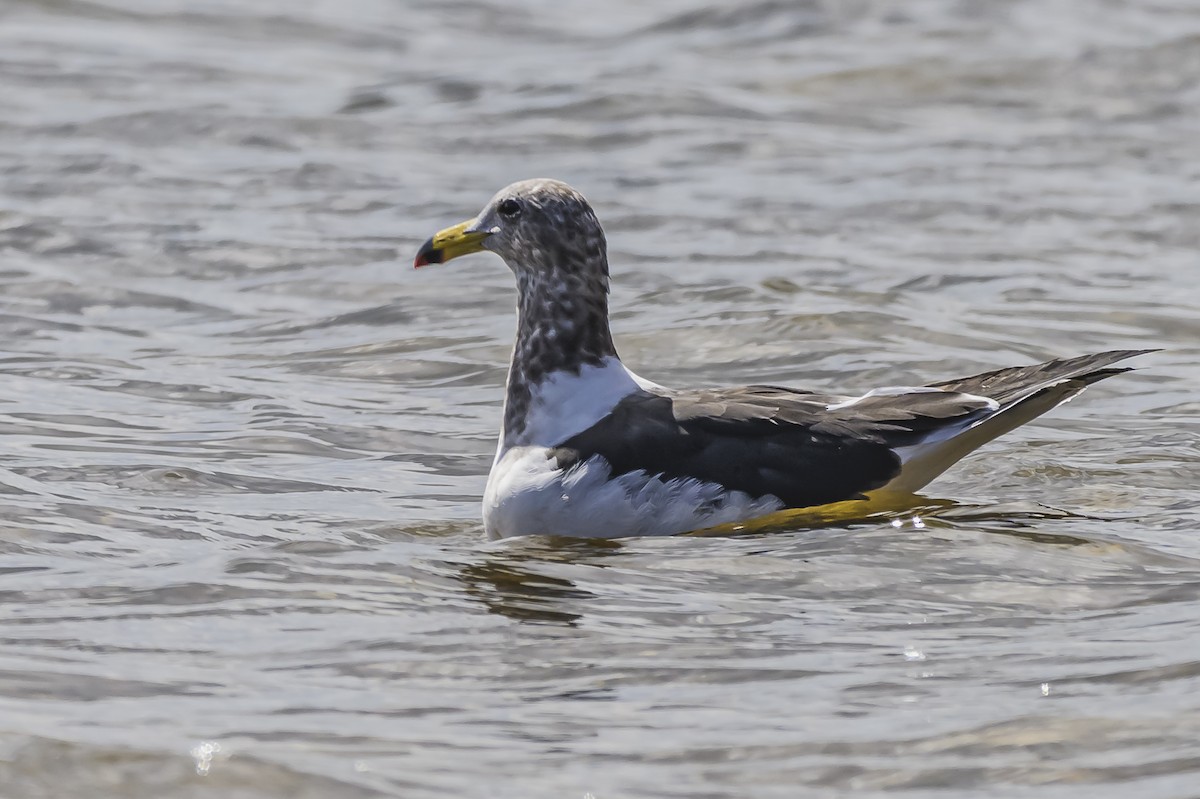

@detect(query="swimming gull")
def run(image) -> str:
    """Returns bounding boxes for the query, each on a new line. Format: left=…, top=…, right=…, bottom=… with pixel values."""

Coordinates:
left=415, top=179, right=1150, bottom=539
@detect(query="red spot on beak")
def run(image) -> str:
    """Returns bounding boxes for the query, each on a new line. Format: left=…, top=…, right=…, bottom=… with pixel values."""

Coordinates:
left=413, top=236, right=441, bottom=268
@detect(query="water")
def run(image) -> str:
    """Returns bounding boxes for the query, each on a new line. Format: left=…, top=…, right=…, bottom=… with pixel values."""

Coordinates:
left=1, top=0, right=1199, bottom=796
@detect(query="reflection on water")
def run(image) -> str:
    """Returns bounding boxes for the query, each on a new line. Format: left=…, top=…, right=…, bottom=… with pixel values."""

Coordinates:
left=1, top=0, right=1199, bottom=797
left=458, top=501, right=1165, bottom=628
left=457, top=538, right=623, bottom=626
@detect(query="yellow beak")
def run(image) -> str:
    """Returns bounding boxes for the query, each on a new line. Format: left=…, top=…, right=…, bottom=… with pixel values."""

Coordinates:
left=413, top=221, right=492, bottom=268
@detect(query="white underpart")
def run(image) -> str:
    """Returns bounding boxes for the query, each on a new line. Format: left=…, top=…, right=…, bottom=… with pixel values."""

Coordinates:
left=878, top=380, right=1093, bottom=495
left=485, top=356, right=774, bottom=538
left=484, top=447, right=784, bottom=539
left=892, top=393, right=1002, bottom=465
left=499, top=356, right=658, bottom=453
left=827, top=387, right=1001, bottom=465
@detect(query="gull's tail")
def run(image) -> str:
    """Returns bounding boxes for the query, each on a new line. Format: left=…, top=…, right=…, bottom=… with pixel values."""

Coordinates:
left=879, top=349, right=1155, bottom=494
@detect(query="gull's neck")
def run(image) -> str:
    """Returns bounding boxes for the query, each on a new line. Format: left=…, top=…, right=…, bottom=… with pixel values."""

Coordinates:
left=502, top=266, right=618, bottom=446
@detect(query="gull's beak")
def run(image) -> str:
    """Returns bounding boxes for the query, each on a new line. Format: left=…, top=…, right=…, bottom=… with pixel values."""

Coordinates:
left=414, top=221, right=492, bottom=268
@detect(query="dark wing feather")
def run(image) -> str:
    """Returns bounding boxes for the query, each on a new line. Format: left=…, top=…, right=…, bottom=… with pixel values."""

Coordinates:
left=926, top=349, right=1155, bottom=406
left=550, top=385, right=995, bottom=509
left=550, top=351, right=1152, bottom=510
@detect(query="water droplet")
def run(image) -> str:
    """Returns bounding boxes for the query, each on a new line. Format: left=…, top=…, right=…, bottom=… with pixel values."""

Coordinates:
left=1041, top=682, right=1051, bottom=696
left=903, top=646, right=926, bottom=661
left=190, top=741, right=221, bottom=776
left=891, top=519, right=903, bottom=528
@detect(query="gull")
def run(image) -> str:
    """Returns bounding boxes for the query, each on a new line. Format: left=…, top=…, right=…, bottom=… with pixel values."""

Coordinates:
left=415, top=179, right=1149, bottom=539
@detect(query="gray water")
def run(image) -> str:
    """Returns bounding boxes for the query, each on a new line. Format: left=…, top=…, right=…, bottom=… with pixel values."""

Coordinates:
left=2, top=1, right=1200, bottom=797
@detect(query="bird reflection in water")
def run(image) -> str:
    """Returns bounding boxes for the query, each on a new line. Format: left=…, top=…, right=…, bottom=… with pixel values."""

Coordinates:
left=456, top=537, right=624, bottom=625
left=453, top=497, right=1108, bottom=626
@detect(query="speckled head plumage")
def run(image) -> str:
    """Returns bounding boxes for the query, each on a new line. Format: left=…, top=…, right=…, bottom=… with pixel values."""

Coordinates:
left=475, top=179, right=609, bottom=279
left=415, top=179, right=618, bottom=442
left=415, top=179, right=607, bottom=277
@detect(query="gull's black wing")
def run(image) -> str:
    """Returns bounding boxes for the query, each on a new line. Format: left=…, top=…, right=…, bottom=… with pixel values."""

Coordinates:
left=550, top=385, right=996, bottom=509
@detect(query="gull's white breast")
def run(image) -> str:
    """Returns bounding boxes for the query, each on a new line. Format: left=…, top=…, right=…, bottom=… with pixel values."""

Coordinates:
left=501, top=356, right=651, bottom=451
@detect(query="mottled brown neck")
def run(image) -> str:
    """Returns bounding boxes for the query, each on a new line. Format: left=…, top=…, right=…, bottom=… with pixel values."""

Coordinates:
left=502, top=267, right=616, bottom=444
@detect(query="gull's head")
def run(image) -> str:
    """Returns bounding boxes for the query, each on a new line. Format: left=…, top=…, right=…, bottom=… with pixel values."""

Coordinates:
left=414, top=179, right=606, bottom=277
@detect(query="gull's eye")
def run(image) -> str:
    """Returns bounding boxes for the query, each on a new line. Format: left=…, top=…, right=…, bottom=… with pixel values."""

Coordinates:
left=497, top=198, right=522, bottom=219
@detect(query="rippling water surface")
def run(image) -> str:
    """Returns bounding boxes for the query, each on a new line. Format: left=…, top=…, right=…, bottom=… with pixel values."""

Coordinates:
left=1, top=1, right=1199, bottom=796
